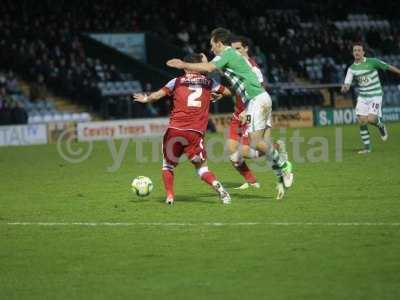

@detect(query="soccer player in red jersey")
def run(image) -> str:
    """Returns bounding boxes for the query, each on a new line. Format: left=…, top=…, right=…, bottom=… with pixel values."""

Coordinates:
left=167, top=28, right=294, bottom=200
left=227, top=36, right=265, bottom=190
left=133, top=53, right=232, bottom=205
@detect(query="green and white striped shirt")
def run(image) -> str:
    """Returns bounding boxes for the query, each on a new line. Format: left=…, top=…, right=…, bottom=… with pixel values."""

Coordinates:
left=344, top=57, right=389, bottom=98
left=211, top=47, right=265, bottom=103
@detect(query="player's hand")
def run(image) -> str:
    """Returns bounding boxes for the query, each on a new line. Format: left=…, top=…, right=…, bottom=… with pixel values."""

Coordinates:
left=341, top=84, right=350, bottom=94
left=239, top=110, right=247, bottom=125
left=211, top=92, right=223, bottom=102
left=132, top=93, right=148, bottom=103
left=166, top=59, right=185, bottom=69
left=200, top=53, right=208, bottom=63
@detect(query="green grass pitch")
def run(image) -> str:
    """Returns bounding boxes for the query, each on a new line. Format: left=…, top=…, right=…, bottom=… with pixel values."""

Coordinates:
left=1, top=123, right=400, bottom=300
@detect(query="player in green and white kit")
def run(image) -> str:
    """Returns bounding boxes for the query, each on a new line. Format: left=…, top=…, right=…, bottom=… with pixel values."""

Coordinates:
left=341, top=43, right=400, bottom=154
left=167, top=28, right=293, bottom=199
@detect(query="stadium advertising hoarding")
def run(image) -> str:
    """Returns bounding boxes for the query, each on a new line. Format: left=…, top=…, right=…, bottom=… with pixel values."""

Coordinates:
left=88, top=33, right=147, bottom=62
left=210, top=110, right=314, bottom=133
left=77, top=118, right=169, bottom=141
left=0, top=109, right=316, bottom=146
left=0, top=124, right=48, bottom=146
left=272, top=110, right=314, bottom=128
left=47, top=122, right=77, bottom=143
left=314, top=107, right=400, bottom=126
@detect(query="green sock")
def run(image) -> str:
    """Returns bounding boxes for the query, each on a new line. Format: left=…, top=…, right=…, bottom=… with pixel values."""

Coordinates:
left=360, top=125, right=371, bottom=150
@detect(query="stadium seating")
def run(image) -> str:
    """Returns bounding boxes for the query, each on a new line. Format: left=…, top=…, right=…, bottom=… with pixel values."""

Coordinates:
left=98, top=81, right=142, bottom=97
left=383, top=85, right=400, bottom=106
left=0, top=70, right=91, bottom=125
left=335, top=15, right=391, bottom=30
left=1, top=0, right=400, bottom=119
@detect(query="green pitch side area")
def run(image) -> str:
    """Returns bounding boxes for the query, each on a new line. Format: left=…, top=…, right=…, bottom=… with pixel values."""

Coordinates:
left=1, top=124, right=399, bottom=300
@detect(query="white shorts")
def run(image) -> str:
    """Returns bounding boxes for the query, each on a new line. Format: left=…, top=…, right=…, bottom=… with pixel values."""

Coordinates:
left=356, top=96, right=382, bottom=117
left=246, top=92, right=272, bottom=133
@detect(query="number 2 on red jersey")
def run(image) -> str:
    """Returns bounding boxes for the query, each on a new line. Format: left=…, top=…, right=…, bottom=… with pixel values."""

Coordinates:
left=187, top=86, right=202, bottom=107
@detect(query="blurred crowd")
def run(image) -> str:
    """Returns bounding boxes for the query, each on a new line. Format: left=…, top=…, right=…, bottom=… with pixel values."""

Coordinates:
left=1, top=0, right=400, bottom=121
left=3, top=1, right=399, bottom=81
left=0, top=71, right=28, bottom=125
left=0, top=13, right=124, bottom=113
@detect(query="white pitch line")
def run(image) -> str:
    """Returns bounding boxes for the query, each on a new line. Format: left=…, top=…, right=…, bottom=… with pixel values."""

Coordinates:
left=3, top=222, right=400, bottom=227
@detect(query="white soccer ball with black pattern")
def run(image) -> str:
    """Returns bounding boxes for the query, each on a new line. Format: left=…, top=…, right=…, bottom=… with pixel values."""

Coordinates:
left=131, top=176, right=153, bottom=197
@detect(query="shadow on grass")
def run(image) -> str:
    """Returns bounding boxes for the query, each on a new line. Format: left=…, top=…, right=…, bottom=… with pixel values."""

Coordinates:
left=128, top=182, right=273, bottom=204
left=344, top=147, right=373, bottom=154
left=230, top=193, right=272, bottom=201
left=150, top=191, right=272, bottom=204
left=127, top=194, right=216, bottom=204
left=128, top=197, right=152, bottom=203
left=154, top=194, right=217, bottom=204
left=220, top=181, right=243, bottom=188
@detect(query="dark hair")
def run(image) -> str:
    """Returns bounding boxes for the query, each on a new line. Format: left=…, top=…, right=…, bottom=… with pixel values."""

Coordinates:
left=352, top=42, right=364, bottom=49
left=210, top=27, right=232, bottom=45
left=183, top=53, right=203, bottom=63
left=230, top=35, right=251, bottom=48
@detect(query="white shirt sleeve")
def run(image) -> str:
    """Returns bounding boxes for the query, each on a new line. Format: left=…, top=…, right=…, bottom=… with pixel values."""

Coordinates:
left=164, top=78, right=177, bottom=91
left=252, top=66, right=264, bottom=83
left=211, top=56, right=221, bottom=63
left=211, top=79, right=221, bottom=92
left=344, top=68, right=353, bottom=85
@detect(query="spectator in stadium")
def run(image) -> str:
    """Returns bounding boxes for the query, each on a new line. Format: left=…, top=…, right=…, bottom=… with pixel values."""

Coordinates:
left=6, top=71, right=19, bottom=94
left=0, top=73, right=6, bottom=89
left=10, top=102, right=28, bottom=124
left=0, top=90, right=12, bottom=125
left=29, top=75, right=47, bottom=102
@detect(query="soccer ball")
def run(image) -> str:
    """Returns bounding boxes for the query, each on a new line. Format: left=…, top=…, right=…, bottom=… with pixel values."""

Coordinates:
left=131, top=176, right=153, bottom=197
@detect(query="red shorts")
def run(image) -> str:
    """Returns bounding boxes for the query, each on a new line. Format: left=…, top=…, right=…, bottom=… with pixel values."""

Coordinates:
left=162, top=128, right=206, bottom=166
left=229, top=114, right=250, bottom=145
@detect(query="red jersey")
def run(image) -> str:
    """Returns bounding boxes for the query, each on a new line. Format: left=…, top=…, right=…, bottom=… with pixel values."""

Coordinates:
left=233, top=58, right=264, bottom=119
left=162, top=73, right=223, bottom=134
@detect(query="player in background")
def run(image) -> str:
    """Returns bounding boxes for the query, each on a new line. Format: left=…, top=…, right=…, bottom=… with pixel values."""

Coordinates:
left=133, top=53, right=232, bottom=205
left=341, top=43, right=400, bottom=154
left=167, top=28, right=293, bottom=200
left=228, top=35, right=264, bottom=190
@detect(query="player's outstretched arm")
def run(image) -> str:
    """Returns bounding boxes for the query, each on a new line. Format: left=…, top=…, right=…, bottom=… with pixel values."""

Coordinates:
left=133, top=89, right=167, bottom=103
left=341, top=68, right=353, bottom=93
left=388, top=65, right=400, bottom=76
left=166, top=59, right=217, bottom=73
